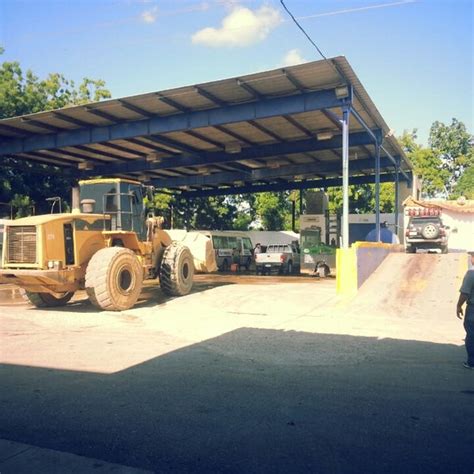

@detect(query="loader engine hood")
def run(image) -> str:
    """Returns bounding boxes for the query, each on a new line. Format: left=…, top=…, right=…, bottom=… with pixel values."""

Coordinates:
left=1, top=213, right=109, bottom=270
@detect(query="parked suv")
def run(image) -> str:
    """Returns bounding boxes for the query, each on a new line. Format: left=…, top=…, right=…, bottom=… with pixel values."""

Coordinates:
left=405, top=215, right=448, bottom=253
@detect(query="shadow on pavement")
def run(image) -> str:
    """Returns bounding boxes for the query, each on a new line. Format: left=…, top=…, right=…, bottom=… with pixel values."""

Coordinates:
left=1, top=328, right=473, bottom=473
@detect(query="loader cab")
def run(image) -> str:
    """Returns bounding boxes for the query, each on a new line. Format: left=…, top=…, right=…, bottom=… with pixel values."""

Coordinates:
left=79, top=179, right=146, bottom=240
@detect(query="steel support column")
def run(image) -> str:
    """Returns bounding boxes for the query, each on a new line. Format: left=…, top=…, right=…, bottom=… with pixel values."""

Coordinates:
left=375, top=141, right=381, bottom=242
left=341, top=105, right=350, bottom=248
left=394, top=156, right=400, bottom=237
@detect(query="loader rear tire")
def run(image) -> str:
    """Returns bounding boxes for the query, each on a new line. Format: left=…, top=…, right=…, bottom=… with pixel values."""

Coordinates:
left=22, top=290, right=74, bottom=308
left=160, top=242, right=194, bottom=296
left=85, top=247, right=143, bottom=311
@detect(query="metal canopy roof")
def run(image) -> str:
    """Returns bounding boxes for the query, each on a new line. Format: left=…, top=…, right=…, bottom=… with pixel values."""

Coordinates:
left=0, top=56, right=411, bottom=196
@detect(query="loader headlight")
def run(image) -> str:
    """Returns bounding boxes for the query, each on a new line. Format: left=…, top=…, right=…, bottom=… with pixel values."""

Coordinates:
left=47, top=260, right=62, bottom=270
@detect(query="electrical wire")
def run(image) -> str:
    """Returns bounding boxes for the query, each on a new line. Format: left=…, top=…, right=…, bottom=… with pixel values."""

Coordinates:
left=280, top=0, right=328, bottom=60
left=279, top=0, right=345, bottom=83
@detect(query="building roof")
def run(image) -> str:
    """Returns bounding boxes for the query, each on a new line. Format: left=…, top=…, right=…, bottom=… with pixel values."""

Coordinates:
left=0, top=56, right=411, bottom=195
left=403, top=197, right=474, bottom=214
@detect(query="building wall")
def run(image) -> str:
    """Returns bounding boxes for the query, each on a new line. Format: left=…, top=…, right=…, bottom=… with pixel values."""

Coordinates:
left=403, top=210, right=474, bottom=251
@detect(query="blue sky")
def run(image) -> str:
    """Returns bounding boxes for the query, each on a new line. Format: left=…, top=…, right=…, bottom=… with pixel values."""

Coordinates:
left=1, top=0, right=472, bottom=145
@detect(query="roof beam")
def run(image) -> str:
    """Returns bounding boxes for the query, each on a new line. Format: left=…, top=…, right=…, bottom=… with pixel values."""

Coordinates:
left=117, top=99, right=154, bottom=118
left=0, top=88, right=350, bottom=156
left=237, top=79, right=263, bottom=100
left=41, top=149, right=107, bottom=164
left=149, top=156, right=396, bottom=189
left=281, top=69, right=306, bottom=92
left=85, top=130, right=379, bottom=177
left=248, top=120, right=281, bottom=142
left=52, top=112, right=92, bottom=128
left=184, top=130, right=224, bottom=149
left=212, top=125, right=256, bottom=146
left=321, top=109, right=342, bottom=130
left=146, top=135, right=200, bottom=154
left=20, top=118, right=62, bottom=133
left=0, top=123, right=29, bottom=136
left=74, top=144, right=135, bottom=161
left=156, top=93, right=190, bottom=113
left=283, top=115, right=313, bottom=138
left=96, top=142, right=147, bottom=157
left=181, top=172, right=408, bottom=198
left=125, top=137, right=177, bottom=154
left=84, top=106, right=120, bottom=123
left=15, top=152, right=76, bottom=167
left=194, top=86, right=226, bottom=106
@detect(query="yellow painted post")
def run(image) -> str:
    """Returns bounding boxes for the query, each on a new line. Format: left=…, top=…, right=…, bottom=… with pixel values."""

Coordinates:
left=336, top=247, right=358, bottom=296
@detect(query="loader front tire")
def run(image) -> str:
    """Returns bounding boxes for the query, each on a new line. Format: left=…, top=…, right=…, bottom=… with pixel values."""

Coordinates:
left=22, top=290, right=74, bottom=308
left=159, top=242, right=194, bottom=296
left=86, top=247, right=143, bottom=311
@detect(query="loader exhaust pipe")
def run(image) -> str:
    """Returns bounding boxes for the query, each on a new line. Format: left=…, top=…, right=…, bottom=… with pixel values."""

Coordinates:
left=72, top=187, right=80, bottom=213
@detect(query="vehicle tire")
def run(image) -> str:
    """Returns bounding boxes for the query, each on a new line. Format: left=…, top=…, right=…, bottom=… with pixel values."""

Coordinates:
left=406, top=246, right=416, bottom=254
left=422, top=223, right=439, bottom=239
left=160, top=242, right=194, bottom=297
left=22, top=290, right=74, bottom=308
left=85, top=247, right=143, bottom=311
left=286, top=260, right=293, bottom=275
left=221, top=259, right=229, bottom=272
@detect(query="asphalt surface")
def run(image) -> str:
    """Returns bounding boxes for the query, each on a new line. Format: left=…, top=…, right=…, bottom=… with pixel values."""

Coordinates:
left=0, top=260, right=473, bottom=474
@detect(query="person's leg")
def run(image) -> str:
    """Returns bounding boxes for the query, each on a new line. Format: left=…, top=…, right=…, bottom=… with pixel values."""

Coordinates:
left=464, top=305, right=474, bottom=366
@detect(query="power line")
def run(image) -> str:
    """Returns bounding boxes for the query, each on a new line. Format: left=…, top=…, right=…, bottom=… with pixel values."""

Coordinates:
left=279, top=0, right=328, bottom=60
left=279, top=0, right=345, bottom=83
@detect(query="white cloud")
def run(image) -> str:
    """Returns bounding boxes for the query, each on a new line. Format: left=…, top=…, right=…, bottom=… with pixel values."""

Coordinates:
left=281, top=49, right=307, bottom=66
left=191, top=5, right=282, bottom=47
left=141, top=5, right=158, bottom=23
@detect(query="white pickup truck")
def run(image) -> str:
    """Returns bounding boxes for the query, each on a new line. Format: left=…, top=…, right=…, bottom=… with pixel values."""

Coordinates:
left=255, top=243, right=300, bottom=275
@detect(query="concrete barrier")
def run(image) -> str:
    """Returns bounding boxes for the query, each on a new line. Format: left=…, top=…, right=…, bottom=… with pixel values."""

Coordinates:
left=336, top=242, right=400, bottom=296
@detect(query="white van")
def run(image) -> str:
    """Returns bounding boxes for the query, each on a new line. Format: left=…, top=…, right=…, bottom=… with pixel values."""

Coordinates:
left=198, top=231, right=253, bottom=271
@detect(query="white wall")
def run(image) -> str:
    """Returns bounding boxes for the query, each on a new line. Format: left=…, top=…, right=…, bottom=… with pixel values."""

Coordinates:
left=403, top=209, right=474, bottom=251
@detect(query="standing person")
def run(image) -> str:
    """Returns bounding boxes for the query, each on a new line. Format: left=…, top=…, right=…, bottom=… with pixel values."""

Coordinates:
left=456, top=251, right=474, bottom=369
left=232, top=247, right=240, bottom=271
left=254, top=243, right=262, bottom=255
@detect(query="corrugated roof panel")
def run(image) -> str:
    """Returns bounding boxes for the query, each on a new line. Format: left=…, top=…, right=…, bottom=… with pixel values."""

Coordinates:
left=224, top=122, right=276, bottom=144
left=203, top=81, right=254, bottom=103
left=166, top=131, right=219, bottom=151
left=289, top=110, right=337, bottom=133
left=256, top=117, right=306, bottom=141
left=0, top=56, right=411, bottom=190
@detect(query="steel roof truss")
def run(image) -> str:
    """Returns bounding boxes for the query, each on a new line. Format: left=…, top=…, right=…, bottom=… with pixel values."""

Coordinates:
left=86, top=131, right=378, bottom=177
left=1, top=88, right=347, bottom=155
left=181, top=172, right=405, bottom=198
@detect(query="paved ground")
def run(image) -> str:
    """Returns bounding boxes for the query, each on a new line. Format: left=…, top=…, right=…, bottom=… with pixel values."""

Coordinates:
left=0, top=256, right=473, bottom=473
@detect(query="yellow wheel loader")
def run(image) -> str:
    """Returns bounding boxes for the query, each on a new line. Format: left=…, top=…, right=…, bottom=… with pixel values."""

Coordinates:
left=0, top=178, right=214, bottom=311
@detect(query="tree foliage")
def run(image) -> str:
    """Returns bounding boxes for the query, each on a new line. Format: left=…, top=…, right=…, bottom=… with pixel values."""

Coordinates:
left=399, top=123, right=473, bottom=199
left=398, top=130, right=448, bottom=197
left=254, top=192, right=291, bottom=230
left=429, top=118, right=473, bottom=193
left=0, top=49, right=111, bottom=217
left=452, top=166, right=474, bottom=199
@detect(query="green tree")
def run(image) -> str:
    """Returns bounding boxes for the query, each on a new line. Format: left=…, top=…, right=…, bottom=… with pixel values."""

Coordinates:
left=399, top=130, right=448, bottom=197
left=326, top=183, right=395, bottom=215
left=0, top=48, right=111, bottom=215
left=452, top=166, right=474, bottom=199
left=254, top=192, right=291, bottom=230
left=429, top=119, right=474, bottom=193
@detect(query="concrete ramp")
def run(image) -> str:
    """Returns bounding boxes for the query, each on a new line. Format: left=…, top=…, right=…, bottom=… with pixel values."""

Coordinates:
left=350, top=253, right=468, bottom=318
